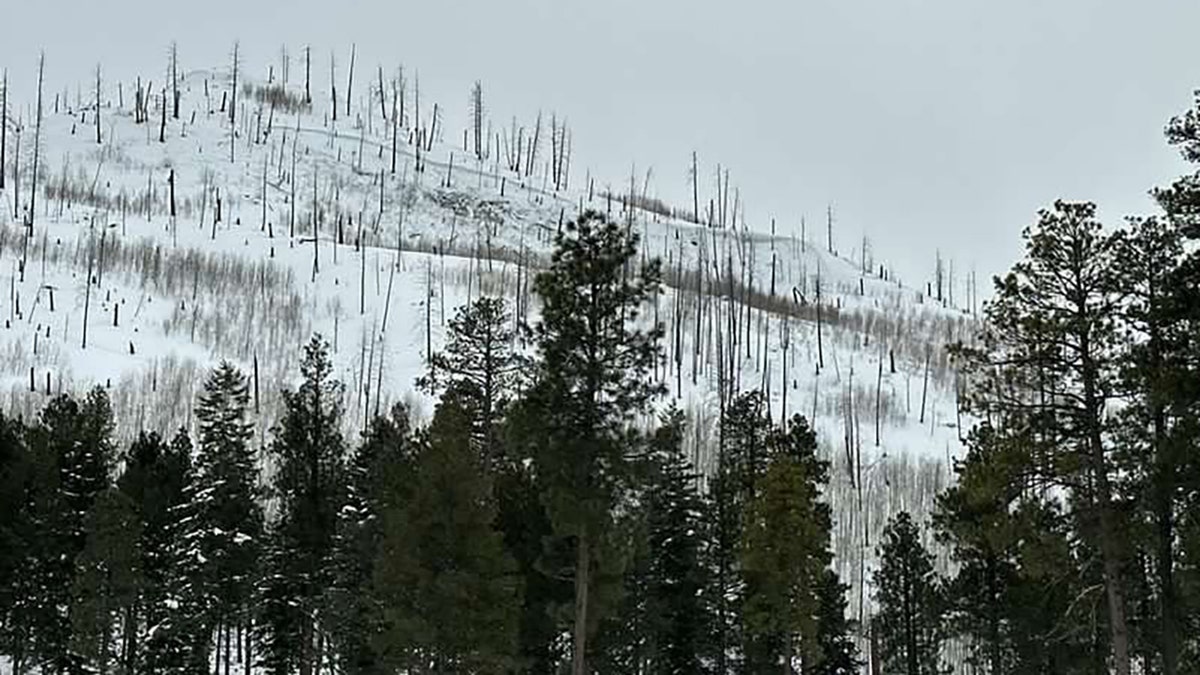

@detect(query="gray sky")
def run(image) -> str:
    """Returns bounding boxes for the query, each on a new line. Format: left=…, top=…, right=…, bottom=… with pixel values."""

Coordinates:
left=4, top=0, right=1200, bottom=288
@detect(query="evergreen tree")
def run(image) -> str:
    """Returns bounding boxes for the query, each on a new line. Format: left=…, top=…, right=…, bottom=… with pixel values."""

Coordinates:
left=1145, top=93, right=1200, bottom=669
left=21, top=388, right=116, bottom=673
left=0, top=413, right=34, bottom=674
left=190, top=361, right=264, bottom=672
left=70, top=486, right=141, bottom=674
left=125, top=430, right=197, bottom=675
left=329, top=404, right=416, bottom=675
left=259, top=336, right=347, bottom=675
left=373, top=391, right=522, bottom=674
left=524, top=209, right=664, bottom=675
left=740, top=414, right=836, bottom=675
left=956, top=200, right=1133, bottom=674
left=592, top=411, right=716, bottom=675
left=641, top=413, right=716, bottom=675
left=932, top=424, right=1098, bottom=673
left=811, top=569, right=859, bottom=675
left=418, top=296, right=522, bottom=465
left=494, top=395, right=573, bottom=675
left=874, top=512, right=946, bottom=675
left=710, top=391, right=774, bottom=674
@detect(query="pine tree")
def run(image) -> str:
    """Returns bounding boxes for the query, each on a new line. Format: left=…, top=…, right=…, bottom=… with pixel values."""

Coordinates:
left=710, top=391, right=773, bottom=674
left=260, top=336, right=347, bottom=675
left=956, top=200, right=1132, bottom=674
left=740, top=414, right=835, bottom=675
left=1144, top=93, right=1200, bottom=668
left=329, top=404, right=416, bottom=675
left=70, top=486, right=141, bottom=674
left=418, top=296, right=521, bottom=466
left=373, top=390, right=521, bottom=673
left=525, top=209, right=664, bottom=675
left=811, top=569, right=859, bottom=675
left=21, top=388, right=116, bottom=673
left=932, top=424, right=1098, bottom=673
left=874, top=512, right=946, bottom=675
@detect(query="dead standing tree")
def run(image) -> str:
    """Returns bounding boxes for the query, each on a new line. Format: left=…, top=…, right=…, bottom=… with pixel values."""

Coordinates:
left=471, top=80, right=484, bottom=161
left=170, top=42, right=180, bottom=119
left=1, top=67, right=7, bottom=191
left=330, top=51, right=338, bottom=123
left=27, top=51, right=45, bottom=285
left=346, top=43, right=356, bottom=119
left=95, top=64, right=102, bottom=144
left=229, top=42, right=239, bottom=163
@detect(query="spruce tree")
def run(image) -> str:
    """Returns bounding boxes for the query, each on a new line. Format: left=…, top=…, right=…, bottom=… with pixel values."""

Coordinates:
left=525, top=209, right=664, bottom=675
left=494, top=395, right=573, bottom=675
left=592, top=411, right=716, bottom=675
left=189, top=361, right=264, bottom=672
left=260, top=336, right=347, bottom=675
left=373, top=390, right=521, bottom=673
left=124, top=430, right=196, bottom=675
left=641, top=412, right=715, bottom=675
left=874, top=512, right=946, bottom=675
left=70, top=486, right=141, bottom=674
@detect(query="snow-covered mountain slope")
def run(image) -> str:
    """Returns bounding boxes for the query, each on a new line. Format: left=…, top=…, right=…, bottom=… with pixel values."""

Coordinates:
left=0, top=62, right=975, bottom=593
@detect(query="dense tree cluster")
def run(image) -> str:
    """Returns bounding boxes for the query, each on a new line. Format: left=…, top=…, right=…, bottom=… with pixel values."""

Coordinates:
left=0, top=209, right=854, bottom=675
left=867, top=95, right=1200, bottom=675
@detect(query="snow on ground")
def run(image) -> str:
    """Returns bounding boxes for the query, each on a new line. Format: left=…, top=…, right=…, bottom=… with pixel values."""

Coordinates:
left=0, top=65, right=975, bottom=608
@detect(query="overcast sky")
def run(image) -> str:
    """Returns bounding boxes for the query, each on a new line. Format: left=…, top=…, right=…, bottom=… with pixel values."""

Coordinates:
left=4, top=0, right=1199, bottom=287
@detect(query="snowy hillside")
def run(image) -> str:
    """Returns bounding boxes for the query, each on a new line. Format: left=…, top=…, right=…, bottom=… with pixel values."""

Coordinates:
left=0, top=57, right=975, bottom=600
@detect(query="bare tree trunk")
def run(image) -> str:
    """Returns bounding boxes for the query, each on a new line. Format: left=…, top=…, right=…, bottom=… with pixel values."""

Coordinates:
left=827, top=204, right=834, bottom=254
left=390, top=83, right=398, bottom=174
left=346, top=43, right=355, bottom=118
left=816, top=267, right=824, bottom=370
left=171, top=42, right=180, bottom=118
left=230, top=42, right=239, bottom=163
left=875, top=353, right=883, bottom=446
left=95, top=64, right=102, bottom=144
left=1, top=68, right=7, bottom=191
left=572, top=534, right=591, bottom=675
left=30, top=52, right=45, bottom=233
left=330, top=51, right=337, bottom=123
left=919, top=350, right=930, bottom=425
left=291, top=114, right=299, bottom=237
left=82, top=231, right=94, bottom=349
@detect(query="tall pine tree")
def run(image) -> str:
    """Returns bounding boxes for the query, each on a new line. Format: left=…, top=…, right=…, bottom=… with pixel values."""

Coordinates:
left=525, top=209, right=664, bottom=675
left=874, top=512, right=947, bottom=675
left=259, top=336, right=346, bottom=675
